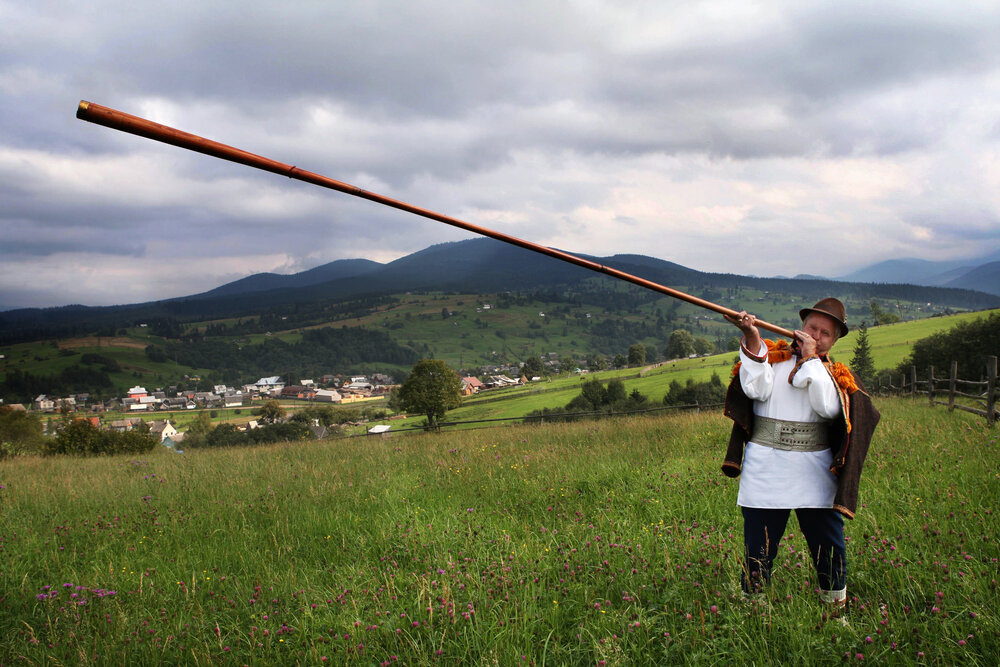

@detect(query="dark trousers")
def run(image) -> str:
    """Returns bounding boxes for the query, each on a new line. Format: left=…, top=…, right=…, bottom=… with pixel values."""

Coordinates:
left=741, top=507, right=846, bottom=594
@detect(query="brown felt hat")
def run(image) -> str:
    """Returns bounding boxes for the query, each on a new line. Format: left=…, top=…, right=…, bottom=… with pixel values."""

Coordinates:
left=799, top=297, right=849, bottom=337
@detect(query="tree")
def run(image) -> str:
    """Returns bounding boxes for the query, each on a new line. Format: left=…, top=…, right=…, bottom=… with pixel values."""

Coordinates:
left=259, top=400, right=286, bottom=424
left=522, top=356, right=545, bottom=378
left=850, top=323, right=876, bottom=389
left=45, top=419, right=156, bottom=456
left=587, top=353, right=607, bottom=371
left=904, top=312, right=1000, bottom=379
left=627, top=343, right=647, bottom=367
left=397, top=359, right=463, bottom=428
left=605, top=379, right=627, bottom=404
left=47, top=419, right=102, bottom=456
left=662, top=373, right=726, bottom=406
left=665, top=329, right=696, bottom=360
left=576, top=377, right=607, bottom=410
left=183, top=411, right=214, bottom=448
left=0, top=406, right=45, bottom=458
left=870, top=300, right=900, bottom=326
left=612, top=354, right=627, bottom=369
left=693, top=337, right=715, bottom=356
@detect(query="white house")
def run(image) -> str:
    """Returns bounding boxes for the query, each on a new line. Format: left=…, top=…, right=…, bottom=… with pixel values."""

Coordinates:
left=254, top=376, right=285, bottom=394
left=33, top=395, right=55, bottom=411
left=224, top=393, right=245, bottom=408
left=315, top=389, right=343, bottom=403
left=149, top=419, right=178, bottom=442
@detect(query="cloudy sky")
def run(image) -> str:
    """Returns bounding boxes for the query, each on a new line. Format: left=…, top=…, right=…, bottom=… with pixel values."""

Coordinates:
left=2, top=1, right=999, bottom=309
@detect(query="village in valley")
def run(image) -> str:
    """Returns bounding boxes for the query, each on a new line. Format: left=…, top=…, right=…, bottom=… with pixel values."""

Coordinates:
left=10, top=365, right=530, bottom=449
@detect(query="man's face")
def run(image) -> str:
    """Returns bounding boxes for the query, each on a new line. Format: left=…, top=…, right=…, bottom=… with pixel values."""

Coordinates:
left=802, top=313, right=840, bottom=356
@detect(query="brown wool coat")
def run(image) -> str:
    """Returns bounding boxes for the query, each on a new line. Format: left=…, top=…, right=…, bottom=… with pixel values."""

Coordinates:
left=721, top=363, right=881, bottom=519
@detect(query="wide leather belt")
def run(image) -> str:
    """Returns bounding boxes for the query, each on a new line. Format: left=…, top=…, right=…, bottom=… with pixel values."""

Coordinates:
left=750, top=416, right=830, bottom=452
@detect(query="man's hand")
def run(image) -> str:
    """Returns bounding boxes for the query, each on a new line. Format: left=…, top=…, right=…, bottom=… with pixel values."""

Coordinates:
left=794, top=329, right=817, bottom=358
left=725, top=310, right=761, bottom=354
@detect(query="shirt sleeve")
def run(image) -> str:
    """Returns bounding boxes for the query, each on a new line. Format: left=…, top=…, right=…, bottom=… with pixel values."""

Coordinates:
left=790, top=358, right=842, bottom=419
left=738, top=338, right=774, bottom=402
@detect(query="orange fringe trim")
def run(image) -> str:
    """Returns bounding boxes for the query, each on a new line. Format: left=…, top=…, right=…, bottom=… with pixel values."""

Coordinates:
left=830, top=361, right=859, bottom=395
left=732, top=339, right=793, bottom=376
left=731, top=341, right=859, bottom=395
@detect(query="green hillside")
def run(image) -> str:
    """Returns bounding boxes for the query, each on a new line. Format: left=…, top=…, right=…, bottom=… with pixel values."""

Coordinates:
left=382, top=307, right=1000, bottom=429
left=2, top=288, right=995, bottom=406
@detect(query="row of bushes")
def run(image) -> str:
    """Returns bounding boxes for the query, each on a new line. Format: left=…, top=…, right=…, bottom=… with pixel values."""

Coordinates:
left=182, top=420, right=322, bottom=449
left=525, top=373, right=726, bottom=424
left=44, top=419, right=158, bottom=456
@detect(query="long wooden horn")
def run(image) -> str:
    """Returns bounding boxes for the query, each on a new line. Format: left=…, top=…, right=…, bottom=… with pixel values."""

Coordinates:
left=76, top=100, right=794, bottom=338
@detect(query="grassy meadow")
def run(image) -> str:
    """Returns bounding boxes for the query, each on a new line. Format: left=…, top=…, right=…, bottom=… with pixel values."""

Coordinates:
left=1, top=397, right=997, bottom=665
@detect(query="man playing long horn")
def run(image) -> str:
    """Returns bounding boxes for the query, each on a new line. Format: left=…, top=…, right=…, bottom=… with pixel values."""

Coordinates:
left=722, top=298, right=880, bottom=612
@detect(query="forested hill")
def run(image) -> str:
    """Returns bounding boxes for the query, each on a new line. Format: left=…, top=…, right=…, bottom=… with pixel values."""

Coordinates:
left=1, top=238, right=998, bottom=344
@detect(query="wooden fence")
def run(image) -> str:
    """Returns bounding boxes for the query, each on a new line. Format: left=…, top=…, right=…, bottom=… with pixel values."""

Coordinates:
left=873, top=355, right=998, bottom=425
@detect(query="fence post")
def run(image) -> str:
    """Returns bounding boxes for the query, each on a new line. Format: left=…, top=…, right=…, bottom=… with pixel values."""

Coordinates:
left=988, top=356, right=997, bottom=426
left=948, top=361, right=957, bottom=412
left=928, top=366, right=935, bottom=406
left=910, top=366, right=917, bottom=396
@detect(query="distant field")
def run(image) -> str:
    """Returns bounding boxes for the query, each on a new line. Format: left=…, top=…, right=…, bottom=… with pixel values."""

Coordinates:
left=57, top=336, right=147, bottom=350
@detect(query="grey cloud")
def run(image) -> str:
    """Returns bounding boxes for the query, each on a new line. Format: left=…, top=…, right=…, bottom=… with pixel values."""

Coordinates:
left=2, top=1, right=999, bottom=306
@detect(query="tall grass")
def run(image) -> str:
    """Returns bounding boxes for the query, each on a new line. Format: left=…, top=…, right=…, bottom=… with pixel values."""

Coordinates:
left=0, top=398, right=996, bottom=664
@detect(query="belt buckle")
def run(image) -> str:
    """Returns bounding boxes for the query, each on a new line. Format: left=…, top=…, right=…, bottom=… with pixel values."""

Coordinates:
left=778, top=422, right=800, bottom=447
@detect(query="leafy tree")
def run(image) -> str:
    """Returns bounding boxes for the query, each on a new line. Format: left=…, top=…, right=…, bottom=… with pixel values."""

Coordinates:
left=565, top=377, right=644, bottom=415
left=612, top=354, right=627, bottom=369
left=870, top=300, right=900, bottom=326
left=662, top=373, right=726, bottom=406
left=397, top=359, right=463, bottom=428
left=903, top=312, right=1000, bottom=379
left=45, top=419, right=156, bottom=456
left=259, top=400, right=286, bottom=424
left=183, top=411, right=214, bottom=448
left=629, top=388, right=648, bottom=406
left=587, top=353, right=607, bottom=371
left=522, top=356, right=545, bottom=377
left=605, top=379, right=627, bottom=404
left=47, top=419, right=101, bottom=456
left=850, top=323, right=876, bottom=389
left=665, top=329, right=696, bottom=360
left=576, top=377, right=607, bottom=410
left=693, top=337, right=715, bottom=356
left=0, top=407, right=45, bottom=458
left=627, top=343, right=647, bottom=367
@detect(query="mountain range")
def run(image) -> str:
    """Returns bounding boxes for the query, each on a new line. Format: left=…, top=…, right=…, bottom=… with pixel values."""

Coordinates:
left=188, top=238, right=1000, bottom=303
left=1, top=238, right=999, bottom=343
left=833, top=249, right=1000, bottom=294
